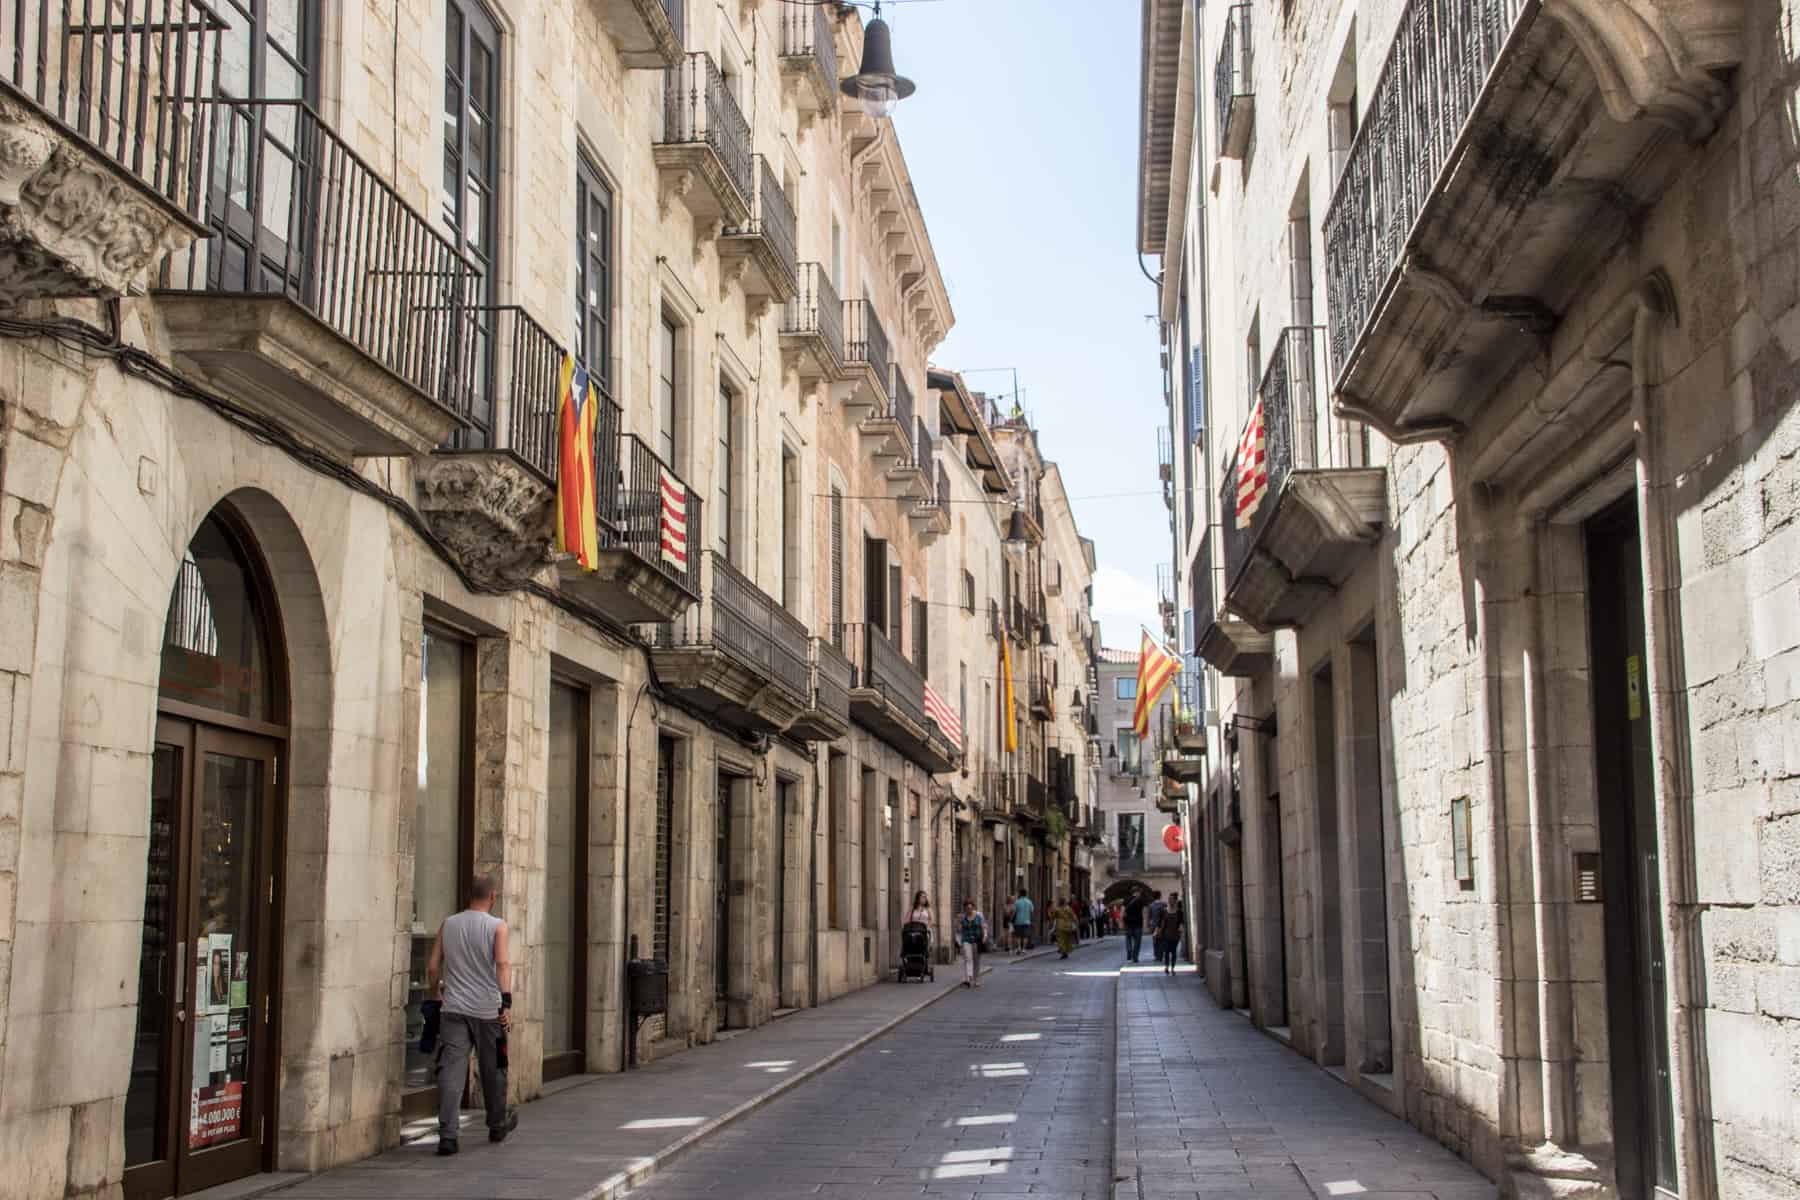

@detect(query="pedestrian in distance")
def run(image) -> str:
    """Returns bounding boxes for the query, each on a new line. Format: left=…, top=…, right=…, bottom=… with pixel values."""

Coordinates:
left=1122, top=887, right=1148, bottom=963
left=1156, top=894, right=1185, bottom=974
left=1003, top=894, right=1017, bottom=952
left=957, top=899, right=987, bottom=988
left=426, top=874, right=519, bottom=1156
left=1011, top=890, right=1035, bottom=952
left=1052, top=897, right=1078, bottom=958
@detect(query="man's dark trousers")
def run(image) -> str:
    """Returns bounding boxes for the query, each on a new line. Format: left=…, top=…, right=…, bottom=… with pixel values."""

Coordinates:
left=437, top=1011, right=508, bottom=1140
left=1124, top=927, right=1143, bottom=962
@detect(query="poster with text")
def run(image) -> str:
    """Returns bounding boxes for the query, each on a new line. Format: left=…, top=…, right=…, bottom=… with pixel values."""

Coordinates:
left=207, top=934, right=233, bottom=1014
left=189, top=1080, right=243, bottom=1148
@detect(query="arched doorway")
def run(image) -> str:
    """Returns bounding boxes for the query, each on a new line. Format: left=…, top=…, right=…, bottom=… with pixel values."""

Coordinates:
left=125, top=508, right=287, bottom=1200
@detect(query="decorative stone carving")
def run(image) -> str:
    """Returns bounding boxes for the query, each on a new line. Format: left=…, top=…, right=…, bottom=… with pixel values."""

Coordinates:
left=414, top=453, right=556, bottom=589
left=0, top=95, right=200, bottom=304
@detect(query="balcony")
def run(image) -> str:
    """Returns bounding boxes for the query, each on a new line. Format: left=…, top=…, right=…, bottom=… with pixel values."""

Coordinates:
left=656, top=53, right=751, bottom=226
left=1020, top=775, right=1048, bottom=823
left=1028, top=668, right=1054, bottom=722
left=789, top=634, right=852, bottom=742
left=590, top=0, right=683, bottom=68
left=842, top=623, right=957, bottom=774
left=157, top=100, right=473, bottom=460
left=414, top=306, right=592, bottom=587
left=1155, top=776, right=1184, bottom=814
left=840, top=299, right=891, bottom=409
left=568, top=433, right=703, bottom=623
left=1195, top=530, right=1271, bottom=676
left=861, top=369, right=919, bottom=492
left=779, top=263, right=846, bottom=384
left=978, top=765, right=1012, bottom=822
left=652, top=551, right=810, bottom=735
left=1220, top=326, right=1384, bottom=631
left=1157, top=426, right=1173, bottom=482
left=0, top=0, right=221, bottom=304
left=778, top=0, right=837, bottom=122
left=1322, top=0, right=1742, bottom=444
left=1213, top=4, right=1253, bottom=160
left=880, top=404, right=931, bottom=500
left=911, top=461, right=950, bottom=538
left=720, top=156, right=799, bottom=308
left=1160, top=709, right=1206, bottom=783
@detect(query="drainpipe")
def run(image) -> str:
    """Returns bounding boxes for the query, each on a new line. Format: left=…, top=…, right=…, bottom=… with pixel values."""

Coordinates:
left=808, top=761, right=822, bottom=1010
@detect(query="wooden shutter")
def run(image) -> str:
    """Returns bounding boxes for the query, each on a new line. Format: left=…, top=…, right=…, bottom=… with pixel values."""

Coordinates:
left=912, top=597, right=929, bottom=676
left=865, top=536, right=886, bottom=630
left=889, top=563, right=902, bottom=645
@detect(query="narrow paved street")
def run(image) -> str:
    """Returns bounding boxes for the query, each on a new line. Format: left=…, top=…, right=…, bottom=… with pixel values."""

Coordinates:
left=627, top=942, right=1117, bottom=1200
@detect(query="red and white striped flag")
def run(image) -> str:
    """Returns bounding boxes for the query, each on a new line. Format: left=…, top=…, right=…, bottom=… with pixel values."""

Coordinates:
left=923, top=681, right=963, bottom=751
left=659, top=467, right=688, bottom=571
left=1235, top=397, right=1268, bottom=529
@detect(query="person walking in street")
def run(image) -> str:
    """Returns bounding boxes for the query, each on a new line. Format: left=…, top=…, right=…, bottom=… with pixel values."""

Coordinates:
left=1122, top=887, right=1148, bottom=963
left=426, top=875, right=518, bottom=1156
left=909, top=890, right=932, bottom=924
left=1156, top=894, right=1185, bottom=974
left=1051, top=897, right=1078, bottom=958
left=1011, top=890, right=1035, bottom=952
left=957, top=899, right=987, bottom=988
left=1002, top=894, right=1017, bottom=952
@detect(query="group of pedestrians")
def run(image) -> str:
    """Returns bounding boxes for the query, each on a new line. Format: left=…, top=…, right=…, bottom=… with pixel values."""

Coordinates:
left=1117, top=886, right=1186, bottom=973
left=949, top=884, right=1189, bottom=987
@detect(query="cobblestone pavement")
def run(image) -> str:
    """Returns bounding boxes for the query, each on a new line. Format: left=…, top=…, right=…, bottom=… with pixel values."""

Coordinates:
left=626, top=941, right=1119, bottom=1199
left=1114, top=964, right=1498, bottom=1200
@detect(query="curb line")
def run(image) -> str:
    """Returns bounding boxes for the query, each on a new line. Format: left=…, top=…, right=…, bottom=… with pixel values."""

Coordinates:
left=579, top=973, right=981, bottom=1200
left=1109, top=969, right=1141, bottom=1200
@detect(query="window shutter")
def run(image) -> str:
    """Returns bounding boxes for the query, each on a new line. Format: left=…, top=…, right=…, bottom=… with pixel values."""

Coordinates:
left=913, top=598, right=929, bottom=676
left=1189, top=347, right=1205, bottom=444
left=830, top=489, right=844, bottom=644
left=889, top=563, right=902, bottom=645
left=865, top=536, right=886, bottom=630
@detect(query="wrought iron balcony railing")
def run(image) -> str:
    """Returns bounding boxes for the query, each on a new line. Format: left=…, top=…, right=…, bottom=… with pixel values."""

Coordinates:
left=2, top=0, right=226, bottom=219
left=660, top=52, right=752, bottom=206
left=778, top=0, right=837, bottom=90
left=1323, top=0, right=1529, bottom=383
left=1156, top=562, right=1176, bottom=614
left=658, top=551, right=807, bottom=705
left=1157, top=425, right=1173, bottom=481
left=844, top=299, right=890, bottom=400
left=1218, top=326, right=1366, bottom=593
left=606, top=433, right=703, bottom=598
left=911, top=413, right=933, bottom=473
left=1214, top=4, right=1253, bottom=158
left=781, top=263, right=844, bottom=363
left=161, top=99, right=478, bottom=415
left=811, top=634, right=852, bottom=720
left=724, top=155, right=798, bottom=290
left=1024, top=774, right=1048, bottom=816
left=841, top=621, right=930, bottom=732
left=1195, top=527, right=1217, bottom=635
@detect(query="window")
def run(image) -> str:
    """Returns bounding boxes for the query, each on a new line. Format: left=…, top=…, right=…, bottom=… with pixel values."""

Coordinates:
left=962, top=569, right=975, bottom=613
left=575, top=155, right=612, bottom=386
left=1116, top=677, right=1137, bottom=700
left=657, top=315, right=679, bottom=466
left=864, top=536, right=887, bottom=632
left=830, top=215, right=843, bottom=292
left=717, top=380, right=736, bottom=561
left=442, top=0, right=500, bottom=444
left=1117, top=729, right=1140, bottom=770
left=911, top=597, right=928, bottom=676
left=781, top=448, right=800, bottom=611
left=408, top=628, right=472, bottom=1089
left=830, top=488, right=845, bottom=644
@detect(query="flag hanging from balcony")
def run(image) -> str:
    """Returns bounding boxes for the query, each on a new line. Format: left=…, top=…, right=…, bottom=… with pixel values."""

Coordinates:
left=658, top=466, right=688, bottom=572
left=999, top=625, right=1018, bottom=753
left=1235, top=396, right=1269, bottom=529
left=1132, top=629, right=1179, bottom=739
left=556, top=354, right=600, bottom=571
left=924, top=681, right=963, bottom=751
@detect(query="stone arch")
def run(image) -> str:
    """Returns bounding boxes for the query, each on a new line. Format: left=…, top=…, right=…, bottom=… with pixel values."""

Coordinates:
left=1102, top=877, right=1149, bottom=904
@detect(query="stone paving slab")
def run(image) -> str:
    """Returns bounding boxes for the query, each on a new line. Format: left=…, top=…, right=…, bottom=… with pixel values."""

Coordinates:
left=1110, top=965, right=1499, bottom=1200
left=260, top=971, right=972, bottom=1200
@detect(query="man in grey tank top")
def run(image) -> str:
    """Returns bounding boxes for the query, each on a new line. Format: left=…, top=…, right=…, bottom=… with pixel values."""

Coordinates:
left=426, top=875, right=517, bottom=1154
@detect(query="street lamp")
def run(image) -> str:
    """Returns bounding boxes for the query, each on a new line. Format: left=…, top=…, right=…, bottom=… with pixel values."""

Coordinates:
left=840, top=11, right=915, bottom=118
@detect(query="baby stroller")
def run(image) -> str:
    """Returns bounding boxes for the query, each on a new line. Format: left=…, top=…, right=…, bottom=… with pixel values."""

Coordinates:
left=897, top=921, right=934, bottom=982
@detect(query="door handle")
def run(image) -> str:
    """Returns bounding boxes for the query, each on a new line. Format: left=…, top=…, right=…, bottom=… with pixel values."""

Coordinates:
left=174, top=940, right=187, bottom=1021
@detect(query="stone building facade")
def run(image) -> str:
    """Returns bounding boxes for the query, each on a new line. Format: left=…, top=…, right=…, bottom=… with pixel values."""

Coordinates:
left=1091, top=648, right=1182, bottom=908
left=1140, top=0, right=1797, bottom=1197
left=0, top=3, right=1095, bottom=1197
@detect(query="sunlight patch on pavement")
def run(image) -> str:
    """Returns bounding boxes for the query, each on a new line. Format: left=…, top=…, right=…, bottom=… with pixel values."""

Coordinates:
left=952, top=1114, right=1017, bottom=1127
left=745, top=1060, right=795, bottom=1073
left=620, top=1116, right=707, bottom=1130
left=1000, top=1032, right=1041, bottom=1042
left=971, top=1061, right=1030, bottom=1078
left=931, top=1147, right=1014, bottom=1179
left=1060, top=969, right=1122, bottom=977
left=1324, top=1183, right=1368, bottom=1195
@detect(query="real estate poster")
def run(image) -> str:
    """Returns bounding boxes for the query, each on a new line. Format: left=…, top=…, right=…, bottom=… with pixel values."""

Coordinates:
left=190, top=1081, right=243, bottom=1148
left=207, top=934, right=233, bottom=1014
left=229, top=951, right=249, bottom=1009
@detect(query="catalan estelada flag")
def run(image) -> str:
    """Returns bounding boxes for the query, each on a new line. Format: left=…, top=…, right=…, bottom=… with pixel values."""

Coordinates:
left=999, top=624, right=1018, bottom=753
left=1235, top=396, right=1269, bottom=529
left=556, top=354, right=600, bottom=571
left=1132, top=629, right=1179, bottom=738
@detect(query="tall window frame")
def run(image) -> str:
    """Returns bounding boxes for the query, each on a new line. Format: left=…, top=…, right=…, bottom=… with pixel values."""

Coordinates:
left=443, top=0, right=502, bottom=444
left=658, top=314, right=680, bottom=467
left=574, top=154, right=613, bottom=388
left=717, top=380, right=737, bottom=562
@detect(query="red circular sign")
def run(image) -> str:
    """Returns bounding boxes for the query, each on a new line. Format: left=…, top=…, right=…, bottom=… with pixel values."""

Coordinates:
left=1163, top=823, right=1185, bottom=853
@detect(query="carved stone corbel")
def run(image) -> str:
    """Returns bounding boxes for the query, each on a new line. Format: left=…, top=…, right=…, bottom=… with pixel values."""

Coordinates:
left=1541, top=0, right=1741, bottom=139
left=658, top=168, right=695, bottom=220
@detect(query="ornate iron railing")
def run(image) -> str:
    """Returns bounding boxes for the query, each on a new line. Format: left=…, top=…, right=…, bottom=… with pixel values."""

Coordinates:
left=1, top=0, right=226, bottom=219
left=811, top=635, right=852, bottom=722
left=607, top=434, right=702, bottom=598
left=842, top=621, right=929, bottom=731
left=912, top=414, right=933, bottom=473
left=161, top=99, right=478, bottom=416
left=1157, top=425, right=1173, bottom=479
left=844, top=299, right=890, bottom=402
left=1024, top=774, right=1047, bottom=816
left=1323, top=0, right=1532, bottom=379
left=1195, top=528, right=1217, bottom=638
left=660, top=52, right=752, bottom=207
left=659, top=552, right=807, bottom=703
left=1219, top=326, right=1364, bottom=592
left=778, top=0, right=836, bottom=87
left=1214, top=4, right=1252, bottom=151
left=727, top=155, right=797, bottom=289
left=781, top=262, right=844, bottom=365
left=888, top=368, right=916, bottom=459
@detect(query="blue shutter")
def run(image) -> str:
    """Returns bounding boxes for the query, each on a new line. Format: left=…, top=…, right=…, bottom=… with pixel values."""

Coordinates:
left=1188, top=347, right=1205, bottom=444
left=1181, top=608, right=1194, bottom=654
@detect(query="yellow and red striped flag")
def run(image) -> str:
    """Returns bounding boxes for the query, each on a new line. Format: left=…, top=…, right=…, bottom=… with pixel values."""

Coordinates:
left=999, top=623, right=1018, bottom=753
left=1132, top=629, right=1179, bottom=738
left=555, top=354, right=600, bottom=570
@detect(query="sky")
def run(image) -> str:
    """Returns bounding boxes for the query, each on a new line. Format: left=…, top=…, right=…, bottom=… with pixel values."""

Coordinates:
left=881, top=0, right=1167, bottom=653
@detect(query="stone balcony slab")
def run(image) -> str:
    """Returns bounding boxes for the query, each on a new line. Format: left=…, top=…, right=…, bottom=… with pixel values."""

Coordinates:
left=590, top=0, right=684, bottom=68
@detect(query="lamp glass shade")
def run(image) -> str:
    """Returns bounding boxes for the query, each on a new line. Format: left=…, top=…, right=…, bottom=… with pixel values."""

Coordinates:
left=840, top=17, right=915, bottom=116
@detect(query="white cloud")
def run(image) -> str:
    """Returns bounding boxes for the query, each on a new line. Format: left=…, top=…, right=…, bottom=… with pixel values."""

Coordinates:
left=1091, top=564, right=1158, bottom=648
